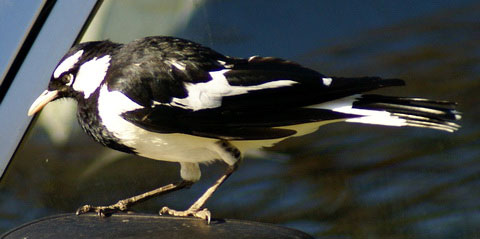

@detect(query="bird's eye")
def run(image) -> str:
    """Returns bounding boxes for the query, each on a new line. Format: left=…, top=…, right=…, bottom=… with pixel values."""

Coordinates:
left=61, top=73, right=74, bottom=86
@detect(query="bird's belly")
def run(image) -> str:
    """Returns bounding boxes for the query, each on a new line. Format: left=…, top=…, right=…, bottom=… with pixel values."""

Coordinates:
left=132, top=120, right=342, bottom=162
left=127, top=132, right=221, bottom=163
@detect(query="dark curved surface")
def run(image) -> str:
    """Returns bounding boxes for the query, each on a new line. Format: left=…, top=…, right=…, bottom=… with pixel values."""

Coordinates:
left=1, top=213, right=313, bottom=239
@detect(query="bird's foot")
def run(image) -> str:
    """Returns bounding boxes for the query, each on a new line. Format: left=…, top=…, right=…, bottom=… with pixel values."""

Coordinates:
left=76, top=200, right=130, bottom=217
left=159, top=206, right=211, bottom=224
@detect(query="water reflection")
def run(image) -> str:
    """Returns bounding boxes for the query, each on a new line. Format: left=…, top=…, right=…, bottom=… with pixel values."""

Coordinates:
left=1, top=1, right=479, bottom=238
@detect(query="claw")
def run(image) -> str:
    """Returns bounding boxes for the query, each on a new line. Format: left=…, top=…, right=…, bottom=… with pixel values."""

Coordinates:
left=159, top=207, right=211, bottom=224
left=75, top=203, right=127, bottom=217
left=76, top=205, right=90, bottom=215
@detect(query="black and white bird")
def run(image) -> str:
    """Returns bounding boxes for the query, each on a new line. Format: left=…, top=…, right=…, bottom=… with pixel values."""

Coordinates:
left=28, top=36, right=461, bottom=222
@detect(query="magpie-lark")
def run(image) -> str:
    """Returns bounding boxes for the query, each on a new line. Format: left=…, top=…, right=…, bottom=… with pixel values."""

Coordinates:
left=28, top=36, right=461, bottom=222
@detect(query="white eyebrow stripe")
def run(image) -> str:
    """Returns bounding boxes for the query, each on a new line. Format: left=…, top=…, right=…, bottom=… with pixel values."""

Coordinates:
left=53, top=50, right=84, bottom=78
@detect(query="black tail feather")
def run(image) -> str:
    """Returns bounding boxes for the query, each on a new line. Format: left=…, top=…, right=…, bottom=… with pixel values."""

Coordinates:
left=353, top=94, right=461, bottom=132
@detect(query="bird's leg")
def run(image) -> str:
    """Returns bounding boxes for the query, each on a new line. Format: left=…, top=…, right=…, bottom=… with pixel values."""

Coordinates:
left=159, top=164, right=237, bottom=223
left=160, top=140, right=241, bottom=223
left=76, top=180, right=193, bottom=217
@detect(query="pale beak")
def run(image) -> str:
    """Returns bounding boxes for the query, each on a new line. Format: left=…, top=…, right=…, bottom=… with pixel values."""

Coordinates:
left=28, top=90, right=59, bottom=116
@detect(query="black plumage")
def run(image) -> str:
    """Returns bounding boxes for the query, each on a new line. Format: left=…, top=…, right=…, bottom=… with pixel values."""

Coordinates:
left=106, top=37, right=226, bottom=106
left=28, top=36, right=461, bottom=221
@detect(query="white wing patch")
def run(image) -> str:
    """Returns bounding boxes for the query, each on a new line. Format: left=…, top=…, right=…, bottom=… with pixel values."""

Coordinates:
left=167, top=69, right=297, bottom=111
left=53, top=50, right=84, bottom=78
left=73, top=55, right=111, bottom=98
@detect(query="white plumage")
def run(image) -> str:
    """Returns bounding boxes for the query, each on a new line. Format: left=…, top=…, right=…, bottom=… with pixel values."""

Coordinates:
left=27, top=36, right=460, bottom=221
left=167, top=69, right=297, bottom=111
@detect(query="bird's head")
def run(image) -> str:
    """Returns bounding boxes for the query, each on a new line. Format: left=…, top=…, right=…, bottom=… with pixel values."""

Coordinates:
left=28, top=40, right=118, bottom=116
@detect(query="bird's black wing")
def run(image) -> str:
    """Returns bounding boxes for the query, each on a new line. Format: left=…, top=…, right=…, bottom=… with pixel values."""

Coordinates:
left=107, top=37, right=404, bottom=140
left=219, top=56, right=404, bottom=111
left=121, top=105, right=356, bottom=140
left=105, top=36, right=227, bottom=106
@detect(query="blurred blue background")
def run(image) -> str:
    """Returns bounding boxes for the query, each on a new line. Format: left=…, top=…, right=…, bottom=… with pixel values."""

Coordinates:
left=1, top=0, right=479, bottom=238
